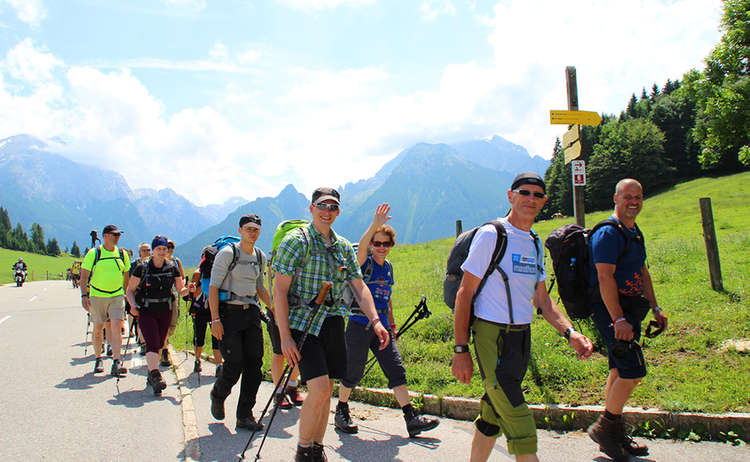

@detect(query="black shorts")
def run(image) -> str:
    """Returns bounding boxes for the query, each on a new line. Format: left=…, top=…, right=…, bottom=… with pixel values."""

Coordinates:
left=591, top=302, right=647, bottom=379
left=266, top=309, right=282, bottom=355
left=292, top=316, right=347, bottom=382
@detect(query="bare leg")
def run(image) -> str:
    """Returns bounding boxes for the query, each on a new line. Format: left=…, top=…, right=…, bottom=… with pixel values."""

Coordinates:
left=92, top=324, right=105, bottom=358
left=108, top=318, right=123, bottom=361
left=298, top=375, right=332, bottom=445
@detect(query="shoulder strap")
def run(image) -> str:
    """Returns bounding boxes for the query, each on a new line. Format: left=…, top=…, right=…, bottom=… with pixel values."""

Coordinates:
left=473, top=220, right=508, bottom=302
left=591, top=218, right=642, bottom=263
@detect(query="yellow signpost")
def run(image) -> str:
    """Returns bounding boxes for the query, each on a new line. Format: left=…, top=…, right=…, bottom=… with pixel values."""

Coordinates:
left=549, top=110, right=602, bottom=126
left=562, top=125, right=581, bottom=163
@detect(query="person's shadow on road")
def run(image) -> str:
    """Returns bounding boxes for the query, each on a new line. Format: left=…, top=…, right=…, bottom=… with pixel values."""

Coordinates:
left=333, top=423, right=441, bottom=461
left=55, top=373, right=110, bottom=390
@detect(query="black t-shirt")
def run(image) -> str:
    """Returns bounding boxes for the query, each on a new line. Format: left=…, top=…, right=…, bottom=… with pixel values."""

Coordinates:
left=132, top=259, right=180, bottom=312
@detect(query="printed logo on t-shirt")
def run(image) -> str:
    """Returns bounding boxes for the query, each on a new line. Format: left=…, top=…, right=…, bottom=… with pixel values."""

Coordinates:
left=512, top=253, right=537, bottom=275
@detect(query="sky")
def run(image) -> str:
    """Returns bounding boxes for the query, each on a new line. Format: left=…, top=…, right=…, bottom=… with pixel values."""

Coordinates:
left=0, top=0, right=723, bottom=206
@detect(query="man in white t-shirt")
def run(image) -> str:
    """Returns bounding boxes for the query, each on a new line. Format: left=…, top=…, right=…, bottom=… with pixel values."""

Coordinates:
left=451, top=172, right=593, bottom=462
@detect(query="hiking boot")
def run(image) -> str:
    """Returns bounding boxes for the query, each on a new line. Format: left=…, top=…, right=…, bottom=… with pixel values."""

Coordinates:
left=405, top=409, right=440, bottom=437
left=147, top=369, right=167, bottom=395
left=287, top=386, right=304, bottom=406
left=311, top=442, right=328, bottom=462
left=93, top=357, right=104, bottom=373
left=334, top=402, right=358, bottom=434
left=111, top=359, right=127, bottom=377
left=611, top=433, right=649, bottom=457
left=106, top=344, right=113, bottom=357
left=160, top=349, right=170, bottom=366
left=193, top=360, right=202, bottom=373
left=215, top=364, right=223, bottom=378
left=210, top=391, right=225, bottom=420
left=275, top=391, right=293, bottom=410
left=295, top=444, right=313, bottom=462
left=588, top=415, right=628, bottom=462
left=236, top=414, right=263, bottom=431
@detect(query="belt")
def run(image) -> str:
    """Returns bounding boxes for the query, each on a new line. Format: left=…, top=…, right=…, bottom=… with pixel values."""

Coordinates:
left=221, top=302, right=260, bottom=311
left=480, top=319, right=530, bottom=332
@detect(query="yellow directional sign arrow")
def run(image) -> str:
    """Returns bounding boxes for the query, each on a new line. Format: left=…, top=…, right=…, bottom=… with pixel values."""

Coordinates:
left=550, top=110, right=602, bottom=126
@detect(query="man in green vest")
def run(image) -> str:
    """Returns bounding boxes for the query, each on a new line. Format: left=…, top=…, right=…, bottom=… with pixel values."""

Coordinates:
left=80, top=225, right=131, bottom=376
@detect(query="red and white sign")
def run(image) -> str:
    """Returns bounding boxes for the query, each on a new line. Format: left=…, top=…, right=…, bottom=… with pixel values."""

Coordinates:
left=571, top=160, right=586, bottom=186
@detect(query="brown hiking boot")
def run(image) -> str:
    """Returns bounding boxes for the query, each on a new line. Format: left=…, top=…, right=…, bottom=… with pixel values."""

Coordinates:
left=588, top=415, right=629, bottom=462
left=619, top=433, right=649, bottom=456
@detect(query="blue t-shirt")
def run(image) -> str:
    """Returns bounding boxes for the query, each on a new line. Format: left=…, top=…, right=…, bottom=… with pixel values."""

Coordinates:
left=349, top=256, right=394, bottom=326
left=590, top=216, right=646, bottom=296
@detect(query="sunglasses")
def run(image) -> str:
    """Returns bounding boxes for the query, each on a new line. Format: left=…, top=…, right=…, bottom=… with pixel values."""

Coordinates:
left=314, top=203, right=339, bottom=212
left=514, top=189, right=546, bottom=199
left=372, top=241, right=393, bottom=248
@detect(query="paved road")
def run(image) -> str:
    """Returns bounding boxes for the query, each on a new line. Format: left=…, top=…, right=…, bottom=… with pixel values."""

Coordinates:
left=2, top=281, right=749, bottom=462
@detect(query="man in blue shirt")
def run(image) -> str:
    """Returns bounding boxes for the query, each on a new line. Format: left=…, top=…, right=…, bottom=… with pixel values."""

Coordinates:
left=587, top=179, right=669, bottom=462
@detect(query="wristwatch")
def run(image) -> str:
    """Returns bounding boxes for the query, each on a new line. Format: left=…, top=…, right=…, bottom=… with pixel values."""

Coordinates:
left=564, top=326, right=576, bottom=341
left=453, top=344, right=470, bottom=354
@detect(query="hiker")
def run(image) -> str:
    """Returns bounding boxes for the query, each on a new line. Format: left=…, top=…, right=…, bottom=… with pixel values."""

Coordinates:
left=451, top=173, right=593, bottom=462
left=208, top=214, right=271, bottom=431
left=159, top=239, right=186, bottom=366
left=189, top=269, right=224, bottom=375
left=335, top=203, right=439, bottom=437
left=272, top=187, right=390, bottom=462
left=129, top=243, right=151, bottom=355
left=586, top=179, right=668, bottom=461
left=80, top=225, right=131, bottom=377
left=126, top=235, right=190, bottom=394
left=90, top=229, right=100, bottom=249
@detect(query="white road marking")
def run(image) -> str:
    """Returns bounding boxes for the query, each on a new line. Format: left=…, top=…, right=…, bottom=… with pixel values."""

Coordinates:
left=0, top=315, right=10, bottom=326
left=29, top=296, right=38, bottom=302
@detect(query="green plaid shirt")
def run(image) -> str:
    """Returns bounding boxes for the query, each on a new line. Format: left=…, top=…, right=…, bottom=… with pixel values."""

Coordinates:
left=271, top=224, right=362, bottom=336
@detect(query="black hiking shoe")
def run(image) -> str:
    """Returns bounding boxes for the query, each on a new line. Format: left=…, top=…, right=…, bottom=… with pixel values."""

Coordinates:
left=405, top=409, right=440, bottom=437
left=588, top=415, right=628, bottom=462
left=236, top=414, right=263, bottom=431
left=210, top=391, right=225, bottom=420
left=295, top=444, right=313, bottom=462
left=106, top=344, right=113, bottom=357
left=287, top=386, right=304, bottom=406
left=147, top=369, right=167, bottom=395
left=93, top=357, right=104, bottom=373
left=275, top=391, right=293, bottom=410
left=111, top=359, right=127, bottom=377
left=334, top=402, right=358, bottom=434
left=160, top=349, right=170, bottom=366
left=215, top=364, right=223, bottom=378
left=193, top=360, right=201, bottom=373
left=311, top=442, right=328, bottom=462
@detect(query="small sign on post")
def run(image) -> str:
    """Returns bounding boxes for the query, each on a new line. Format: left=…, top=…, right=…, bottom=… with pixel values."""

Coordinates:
left=571, top=160, right=586, bottom=186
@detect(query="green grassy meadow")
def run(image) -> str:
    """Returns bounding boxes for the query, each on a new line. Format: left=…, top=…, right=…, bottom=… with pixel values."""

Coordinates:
left=0, top=249, right=79, bottom=284
left=120, top=172, right=750, bottom=413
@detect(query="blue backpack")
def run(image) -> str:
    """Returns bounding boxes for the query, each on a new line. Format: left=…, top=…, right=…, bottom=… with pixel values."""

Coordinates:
left=199, top=235, right=241, bottom=301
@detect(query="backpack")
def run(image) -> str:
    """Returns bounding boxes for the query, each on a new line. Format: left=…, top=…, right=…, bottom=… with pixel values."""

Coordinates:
left=349, top=255, right=394, bottom=315
left=443, top=221, right=542, bottom=331
left=544, top=218, right=644, bottom=320
left=88, top=246, right=126, bottom=294
left=199, top=235, right=257, bottom=302
left=134, top=259, right=177, bottom=309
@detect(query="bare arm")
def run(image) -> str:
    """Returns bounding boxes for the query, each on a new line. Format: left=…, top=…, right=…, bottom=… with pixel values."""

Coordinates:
left=452, top=270, right=481, bottom=384
left=272, top=272, right=300, bottom=366
left=126, top=275, right=141, bottom=317
left=596, top=262, right=633, bottom=341
left=80, top=268, right=91, bottom=310
left=357, top=203, right=391, bottom=266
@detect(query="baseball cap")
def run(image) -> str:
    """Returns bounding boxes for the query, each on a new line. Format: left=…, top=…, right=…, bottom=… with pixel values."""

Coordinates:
left=511, top=172, right=546, bottom=193
left=311, top=187, right=340, bottom=205
left=102, top=224, right=123, bottom=235
left=239, top=214, right=262, bottom=229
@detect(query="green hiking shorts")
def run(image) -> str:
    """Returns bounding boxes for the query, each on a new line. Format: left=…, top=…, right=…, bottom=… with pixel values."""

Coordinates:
left=472, top=318, right=537, bottom=455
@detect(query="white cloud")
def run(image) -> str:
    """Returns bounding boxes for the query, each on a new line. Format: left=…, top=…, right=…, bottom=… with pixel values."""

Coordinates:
left=2, top=0, right=46, bottom=26
left=275, top=0, right=375, bottom=11
left=4, top=38, right=62, bottom=83
left=420, top=0, right=455, bottom=21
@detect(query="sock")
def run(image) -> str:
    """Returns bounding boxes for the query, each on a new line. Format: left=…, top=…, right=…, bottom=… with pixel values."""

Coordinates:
left=288, top=380, right=298, bottom=388
left=276, top=386, right=284, bottom=393
left=604, top=410, right=621, bottom=421
left=298, top=442, right=313, bottom=448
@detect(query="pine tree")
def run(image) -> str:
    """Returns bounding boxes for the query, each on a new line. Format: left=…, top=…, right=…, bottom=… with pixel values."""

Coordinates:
left=46, top=238, right=61, bottom=257
left=30, top=223, right=46, bottom=254
left=626, top=94, right=638, bottom=118
left=0, top=207, right=10, bottom=232
left=650, top=83, right=660, bottom=101
left=71, top=241, right=81, bottom=258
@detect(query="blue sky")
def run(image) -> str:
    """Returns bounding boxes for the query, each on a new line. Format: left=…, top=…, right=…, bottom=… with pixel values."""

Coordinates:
left=0, top=0, right=722, bottom=205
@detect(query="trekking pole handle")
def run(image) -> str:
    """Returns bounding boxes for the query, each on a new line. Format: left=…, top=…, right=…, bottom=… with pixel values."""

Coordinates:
left=314, top=281, right=333, bottom=306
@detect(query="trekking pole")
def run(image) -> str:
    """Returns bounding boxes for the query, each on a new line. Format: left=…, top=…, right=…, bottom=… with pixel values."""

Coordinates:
left=361, top=295, right=430, bottom=380
left=238, top=281, right=334, bottom=461
left=83, top=313, right=92, bottom=356
left=117, top=316, right=136, bottom=392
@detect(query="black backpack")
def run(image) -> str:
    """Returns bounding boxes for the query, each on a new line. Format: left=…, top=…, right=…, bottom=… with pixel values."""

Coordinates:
left=134, top=259, right=177, bottom=309
left=545, top=218, right=644, bottom=320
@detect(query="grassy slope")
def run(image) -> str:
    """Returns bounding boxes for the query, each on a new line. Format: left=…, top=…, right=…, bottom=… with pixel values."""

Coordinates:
left=0, top=249, right=79, bottom=283
left=172, top=172, right=749, bottom=413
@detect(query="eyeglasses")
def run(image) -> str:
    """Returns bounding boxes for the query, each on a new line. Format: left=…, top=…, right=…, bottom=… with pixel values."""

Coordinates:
left=514, top=189, right=546, bottom=199
left=372, top=241, right=393, bottom=248
left=241, top=225, right=260, bottom=232
left=314, top=203, right=339, bottom=212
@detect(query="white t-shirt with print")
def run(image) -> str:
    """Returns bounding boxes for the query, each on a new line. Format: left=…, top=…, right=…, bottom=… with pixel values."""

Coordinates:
left=460, top=217, right=546, bottom=325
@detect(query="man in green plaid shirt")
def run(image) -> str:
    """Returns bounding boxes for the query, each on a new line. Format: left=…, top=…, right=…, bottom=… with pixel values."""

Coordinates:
left=273, top=186, right=390, bottom=462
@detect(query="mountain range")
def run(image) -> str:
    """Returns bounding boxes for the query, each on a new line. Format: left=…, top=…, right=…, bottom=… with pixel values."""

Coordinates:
left=0, top=133, right=548, bottom=264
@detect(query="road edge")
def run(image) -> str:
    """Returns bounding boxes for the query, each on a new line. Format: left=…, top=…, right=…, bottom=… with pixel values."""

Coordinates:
left=169, top=346, right=202, bottom=462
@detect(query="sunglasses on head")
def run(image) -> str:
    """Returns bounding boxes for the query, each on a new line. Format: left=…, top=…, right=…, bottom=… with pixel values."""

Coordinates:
left=514, top=189, right=546, bottom=199
left=371, top=240, right=393, bottom=248
left=314, top=203, right=339, bottom=212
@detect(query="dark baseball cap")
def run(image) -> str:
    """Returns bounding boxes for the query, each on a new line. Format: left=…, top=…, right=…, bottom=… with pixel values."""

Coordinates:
left=102, top=224, right=123, bottom=235
left=511, top=172, right=546, bottom=193
left=239, top=214, right=262, bottom=228
left=311, top=187, right=340, bottom=205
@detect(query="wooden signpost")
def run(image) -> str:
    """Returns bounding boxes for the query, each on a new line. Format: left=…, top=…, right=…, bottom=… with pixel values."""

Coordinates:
left=549, top=66, right=602, bottom=227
